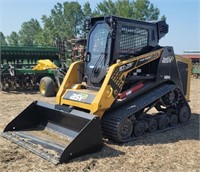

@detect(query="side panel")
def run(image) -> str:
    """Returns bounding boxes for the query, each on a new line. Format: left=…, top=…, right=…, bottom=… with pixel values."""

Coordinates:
left=156, top=48, right=191, bottom=101
left=157, top=47, right=182, bottom=88
left=175, top=55, right=191, bottom=100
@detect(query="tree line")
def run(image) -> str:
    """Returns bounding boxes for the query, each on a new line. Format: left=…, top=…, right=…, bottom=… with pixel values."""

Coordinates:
left=0, top=0, right=166, bottom=47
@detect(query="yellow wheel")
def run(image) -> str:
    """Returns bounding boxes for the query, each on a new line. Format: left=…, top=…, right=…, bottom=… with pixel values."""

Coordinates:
left=40, top=81, right=46, bottom=95
left=39, top=77, right=55, bottom=97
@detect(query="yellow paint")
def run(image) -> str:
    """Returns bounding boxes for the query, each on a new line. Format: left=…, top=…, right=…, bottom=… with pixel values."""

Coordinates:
left=33, top=59, right=58, bottom=70
left=56, top=49, right=163, bottom=118
left=56, top=61, right=84, bottom=104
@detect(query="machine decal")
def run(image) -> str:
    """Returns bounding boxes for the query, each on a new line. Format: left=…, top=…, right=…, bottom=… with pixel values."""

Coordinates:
left=162, top=56, right=175, bottom=63
left=119, top=62, right=134, bottom=72
left=136, top=52, right=159, bottom=66
left=70, top=93, right=88, bottom=101
left=118, top=61, right=137, bottom=73
left=164, top=75, right=171, bottom=79
left=64, top=91, right=96, bottom=104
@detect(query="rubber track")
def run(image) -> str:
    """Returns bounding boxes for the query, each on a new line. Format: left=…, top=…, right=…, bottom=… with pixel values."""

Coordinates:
left=101, top=84, right=187, bottom=142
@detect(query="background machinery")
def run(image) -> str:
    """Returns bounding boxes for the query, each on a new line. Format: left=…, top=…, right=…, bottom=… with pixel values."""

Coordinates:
left=182, top=52, right=200, bottom=78
left=2, top=16, right=191, bottom=164
left=0, top=45, right=64, bottom=96
left=0, top=38, right=86, bottom=96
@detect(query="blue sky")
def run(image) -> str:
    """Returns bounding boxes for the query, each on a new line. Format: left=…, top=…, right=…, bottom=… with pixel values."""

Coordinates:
left=0, top=0, right=199, bottom=54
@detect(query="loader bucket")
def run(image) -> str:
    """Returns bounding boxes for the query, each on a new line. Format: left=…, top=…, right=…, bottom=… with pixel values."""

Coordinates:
left=1, top=101, right=103, bottom=164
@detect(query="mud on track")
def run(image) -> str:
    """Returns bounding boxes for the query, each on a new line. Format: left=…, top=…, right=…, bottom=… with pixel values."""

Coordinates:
left=0, top=78, right=199, bottom=172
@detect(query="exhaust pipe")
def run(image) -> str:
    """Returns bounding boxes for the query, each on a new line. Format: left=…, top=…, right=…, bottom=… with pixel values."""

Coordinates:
left=1, top=101, right=103, bottom=164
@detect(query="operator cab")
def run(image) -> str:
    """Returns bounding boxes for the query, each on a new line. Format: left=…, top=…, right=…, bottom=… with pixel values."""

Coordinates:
left=84, top=16, right=168, bottom=87
left=84, top=21, right=111, bottom=87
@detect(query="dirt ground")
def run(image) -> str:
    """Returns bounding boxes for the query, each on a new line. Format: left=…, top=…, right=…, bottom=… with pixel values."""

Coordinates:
left=0, top=78, right=199, bottom=172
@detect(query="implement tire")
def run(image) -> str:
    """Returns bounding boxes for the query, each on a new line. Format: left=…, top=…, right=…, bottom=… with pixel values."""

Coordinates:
left=39, top=77, right=55, bottom=97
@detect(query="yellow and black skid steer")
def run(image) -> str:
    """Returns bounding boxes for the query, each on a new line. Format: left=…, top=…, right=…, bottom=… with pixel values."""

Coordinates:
left=2, top=16, right=192, bottom=164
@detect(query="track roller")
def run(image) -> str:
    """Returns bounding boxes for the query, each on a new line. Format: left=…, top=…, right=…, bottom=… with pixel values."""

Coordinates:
left=148, top=118, right=158, bottom=132
left=178, top=106, right=191, bottom=123
left=169, top=114, right=178, bottom=127
left=117, top=118, right=133, bottom=142
left=158, top=116, right=170, bottom=130
left=133, top=121, right=146, bottom=137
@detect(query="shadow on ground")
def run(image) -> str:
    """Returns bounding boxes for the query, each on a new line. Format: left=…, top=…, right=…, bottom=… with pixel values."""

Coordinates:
left=69, top=144, right=125, bottom=163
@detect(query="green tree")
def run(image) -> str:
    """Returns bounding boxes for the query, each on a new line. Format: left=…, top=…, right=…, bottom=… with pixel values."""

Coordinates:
left=161, top=15, right=167, bottom=22
left=0, top=32, right=7, bottom=45
left=15, top=0, right=166, bottom=47
left=83, top=2, right=93, bottom=19
left=63, top=1, right=83, bottom=36
left=7, top=32, right=19, bottom=46
left=133, top=0, right=160, bottom=21
left=40, top=2, right=84, bottom=46
left=18, top=18, right=42, bottom=46
left=49, top=2, right=67, bottom=40
left=94, top=0, right=165, bottom=21
left=115, top=0, right=134, bottom=18
left=36, top=15, right=55, bottom=46
left=94, top=0, right=116, bottom=16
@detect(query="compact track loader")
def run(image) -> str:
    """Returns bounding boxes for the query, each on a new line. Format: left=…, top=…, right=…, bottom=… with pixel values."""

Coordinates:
left=2, top=16, right=192, bottom=164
